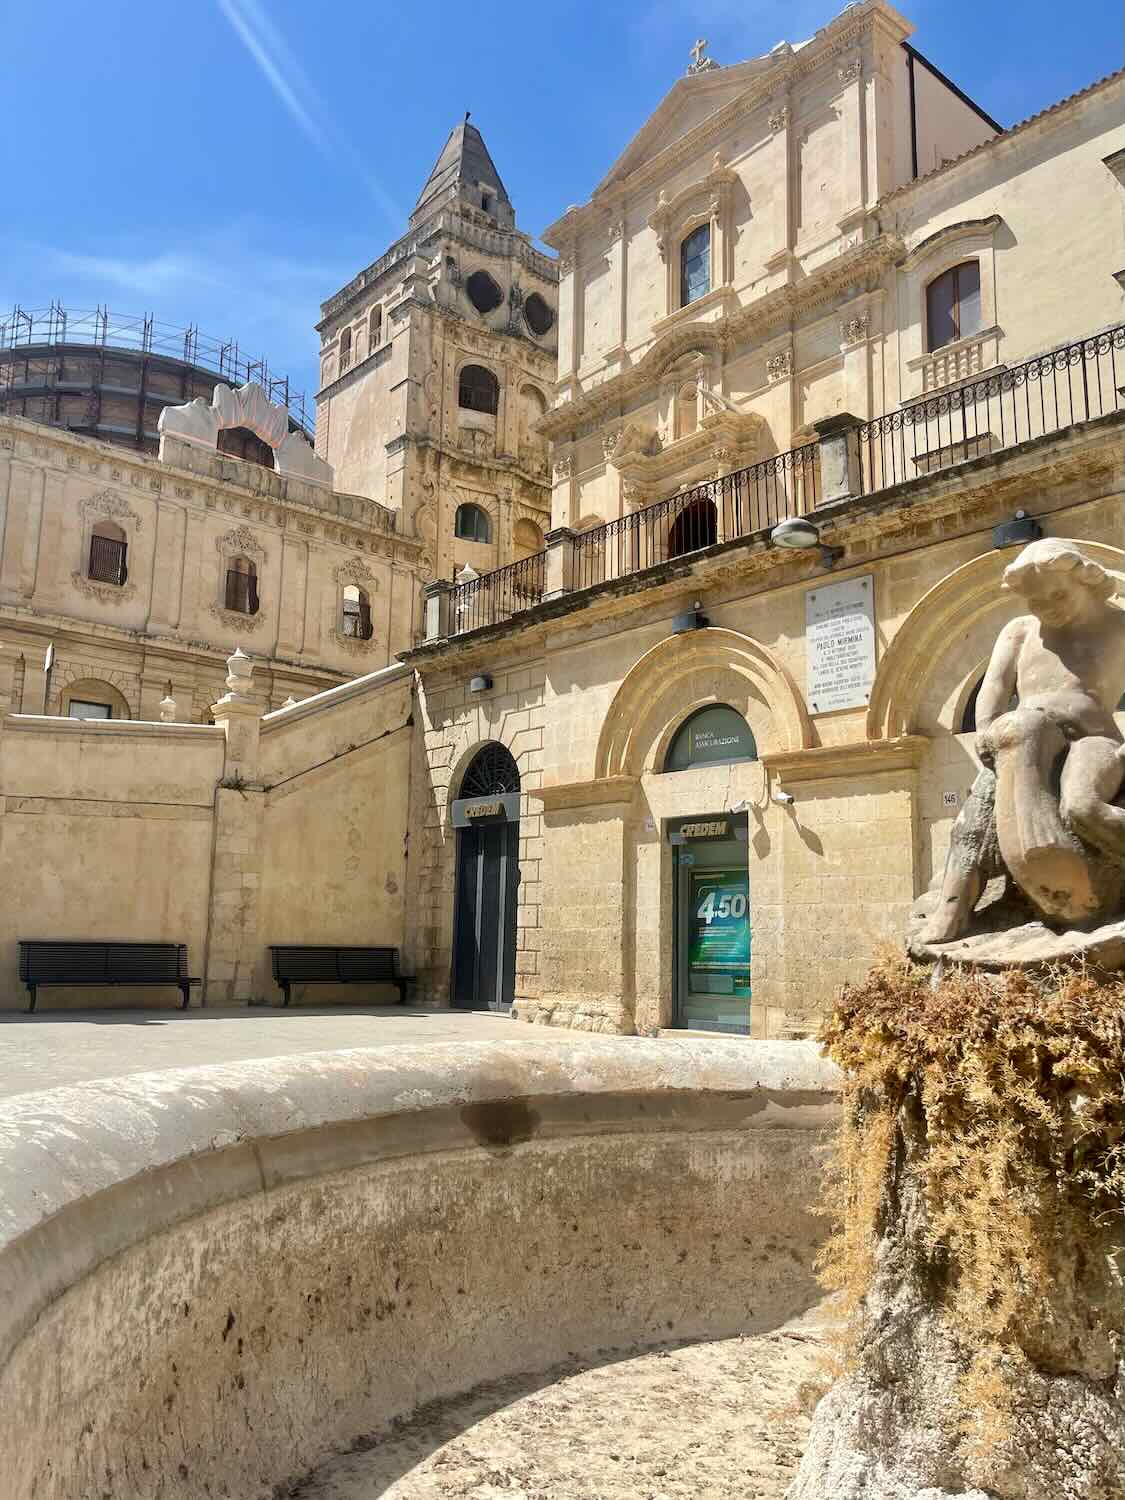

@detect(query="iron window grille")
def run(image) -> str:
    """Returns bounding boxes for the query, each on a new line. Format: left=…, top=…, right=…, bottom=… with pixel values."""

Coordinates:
left=88, top=533, right=127, bottom=586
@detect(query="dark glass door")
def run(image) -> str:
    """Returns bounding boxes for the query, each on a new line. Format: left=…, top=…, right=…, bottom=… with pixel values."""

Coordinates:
left=674, top=837, right=751, bottom=1033
left=453, top=820, right=518, bottom=1010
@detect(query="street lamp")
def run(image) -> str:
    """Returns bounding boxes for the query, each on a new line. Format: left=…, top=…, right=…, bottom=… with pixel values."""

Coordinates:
left=769, top=516, right=843, bottom=569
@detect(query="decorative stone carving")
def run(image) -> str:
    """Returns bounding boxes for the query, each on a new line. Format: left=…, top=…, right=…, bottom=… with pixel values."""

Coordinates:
left=215, top=525, right=267, bottom=564
left=225, top=646, right=254, bottom=697
left=553, top=454, right=574, bottom=480
left=837, top=56, right=861, bottom=84
left=840, top=314, right=869, bottom=345
left=333, top=556, right=378, bottom=589
left=606, top=220, right=623, bottom=245
left=910, top=540, right=1125, bottom=966
left=79, top=489, right=143, bottom=531
left=768, top=106, right=789, bottom=134
left=601, top=428, right=622, bottom=459
left=209, top=601, right=265, bottom=635
left=558, top=254, right=574, bottom=276
left=158, top=381, right=334, bottom=487
left=332, top=630, right=377, bottom=656
left=765, top=349, right=793, bottom=382
left=159, top=694, right=177, bottom=723
left=69, top=572, right=137, bottom=605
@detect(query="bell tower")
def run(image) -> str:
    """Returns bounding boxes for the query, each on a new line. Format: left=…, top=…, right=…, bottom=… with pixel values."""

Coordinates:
left=314, top=118, right=558, bottom=589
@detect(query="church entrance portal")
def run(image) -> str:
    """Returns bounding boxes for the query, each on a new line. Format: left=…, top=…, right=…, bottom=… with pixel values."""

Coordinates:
left=451, top=744, right=520, bottom=1011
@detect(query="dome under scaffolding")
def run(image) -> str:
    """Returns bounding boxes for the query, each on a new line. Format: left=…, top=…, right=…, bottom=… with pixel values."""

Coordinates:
left=0, top=302, right=313, bottom=468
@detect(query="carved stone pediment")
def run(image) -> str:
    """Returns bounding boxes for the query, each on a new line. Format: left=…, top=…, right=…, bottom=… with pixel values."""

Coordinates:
left=609, top=409, right=767, bottom=487
left=648, top=152, right=737, bottom=260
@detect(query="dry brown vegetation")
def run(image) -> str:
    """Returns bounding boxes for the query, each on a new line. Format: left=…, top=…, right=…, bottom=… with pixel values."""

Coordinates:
left=815, top=951, right=1125, bottom=1452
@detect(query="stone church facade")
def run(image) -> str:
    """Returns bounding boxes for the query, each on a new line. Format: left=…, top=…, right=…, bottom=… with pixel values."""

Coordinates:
left=0, top=0, right=1121, bottom=1032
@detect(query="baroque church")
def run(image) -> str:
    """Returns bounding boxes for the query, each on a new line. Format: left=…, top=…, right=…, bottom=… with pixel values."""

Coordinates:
left=0, top=0, right=1122, bottom=1033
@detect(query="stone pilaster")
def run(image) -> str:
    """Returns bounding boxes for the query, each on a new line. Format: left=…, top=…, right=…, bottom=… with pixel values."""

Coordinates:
left=204, top=648, right=265, bottom=1006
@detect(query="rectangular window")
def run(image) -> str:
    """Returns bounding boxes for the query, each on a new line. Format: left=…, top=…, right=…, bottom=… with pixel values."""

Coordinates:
left=225, top=569, right=259, bottom=614
left=927, top=261, right=982, bottom=351
left=68, top=700, right=112, bottom=720
left=88, top=535, right=127, bottom=586
left=680, top=223, right=711, bottom=308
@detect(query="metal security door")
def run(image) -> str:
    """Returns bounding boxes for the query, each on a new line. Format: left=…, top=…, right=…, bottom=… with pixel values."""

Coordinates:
left=453, top=819, right=518, bottom=1011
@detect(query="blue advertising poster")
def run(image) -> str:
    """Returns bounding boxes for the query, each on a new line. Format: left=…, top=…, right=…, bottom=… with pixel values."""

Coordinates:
left=687, top=868, right=751, bottom=999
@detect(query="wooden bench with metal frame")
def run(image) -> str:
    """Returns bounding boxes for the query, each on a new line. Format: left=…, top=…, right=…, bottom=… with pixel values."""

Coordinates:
left=18, top=941, right=200, bottom=1014
left=268, top=945, right=414, bottom=1007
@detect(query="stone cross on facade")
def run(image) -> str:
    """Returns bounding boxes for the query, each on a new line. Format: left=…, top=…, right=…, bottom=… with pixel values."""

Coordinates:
left=687, top=37, right=717, bottom=76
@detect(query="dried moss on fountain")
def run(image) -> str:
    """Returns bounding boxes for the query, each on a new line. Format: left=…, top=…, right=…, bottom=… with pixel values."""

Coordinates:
left=814, top=952, right=1125, bottom=1484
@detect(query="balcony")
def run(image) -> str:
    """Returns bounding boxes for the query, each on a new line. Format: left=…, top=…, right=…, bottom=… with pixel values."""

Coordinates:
left=420, top=325, right=1125, bottom=644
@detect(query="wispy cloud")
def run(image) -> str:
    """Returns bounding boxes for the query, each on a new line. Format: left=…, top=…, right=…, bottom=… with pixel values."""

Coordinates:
left=215, top=0, right=402, bottom=226
left=7, top=221, right=363, bottom=400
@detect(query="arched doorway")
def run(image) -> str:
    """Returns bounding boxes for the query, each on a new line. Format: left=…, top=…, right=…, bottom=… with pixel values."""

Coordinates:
left=667, top=497, right=717, bottom=558
left=451, top=743, right=521, bottom=1011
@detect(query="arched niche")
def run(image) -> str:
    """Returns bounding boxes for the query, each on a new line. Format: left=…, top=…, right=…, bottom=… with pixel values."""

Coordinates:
left=61, top=677, right=132, bottom=721
left=594, top=628, right=811, bottom=781
left=867, top=539, right=1125, bottom=740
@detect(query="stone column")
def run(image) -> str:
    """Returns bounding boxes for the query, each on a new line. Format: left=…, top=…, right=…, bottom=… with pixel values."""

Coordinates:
left=422, top=579, right=453, bottom=642
left=204, top=647, right=265, bottom=1007
left=543, top=526, right=577, bottom=600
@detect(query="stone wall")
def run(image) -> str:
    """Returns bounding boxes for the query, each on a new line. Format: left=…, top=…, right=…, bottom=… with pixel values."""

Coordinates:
left=0, top=654, right=414, bottom=1010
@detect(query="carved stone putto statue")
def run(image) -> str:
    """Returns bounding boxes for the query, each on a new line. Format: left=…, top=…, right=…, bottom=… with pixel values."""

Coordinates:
left=910, top=539, right=1125, bottom=967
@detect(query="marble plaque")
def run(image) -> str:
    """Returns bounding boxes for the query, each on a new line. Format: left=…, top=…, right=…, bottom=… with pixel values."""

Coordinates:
left=806, top=574, right=876, bottom=713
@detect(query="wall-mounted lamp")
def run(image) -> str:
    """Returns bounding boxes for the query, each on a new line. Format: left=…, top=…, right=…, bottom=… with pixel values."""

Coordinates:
left=769, top=516, right=844, bottom=569
left=469, top=674, right=493, bottom=694
left=992, top=510, right=1042, bottom=549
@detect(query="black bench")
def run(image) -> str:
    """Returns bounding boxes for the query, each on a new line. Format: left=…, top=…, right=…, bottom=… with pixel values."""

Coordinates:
left=18, top=941, right=200, bottom=1014
left=269, top=945, right=413, bottom=1007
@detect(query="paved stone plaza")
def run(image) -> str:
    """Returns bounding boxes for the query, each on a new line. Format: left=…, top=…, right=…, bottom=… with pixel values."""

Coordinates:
left=0, top=1006, right=588, bottom=1098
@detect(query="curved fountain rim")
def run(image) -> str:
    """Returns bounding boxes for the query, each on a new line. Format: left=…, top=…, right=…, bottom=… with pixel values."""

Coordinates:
left=0, top=1035, right=839, bottom=1368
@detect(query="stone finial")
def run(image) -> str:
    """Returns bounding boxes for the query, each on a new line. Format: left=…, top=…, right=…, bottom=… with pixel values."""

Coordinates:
left=159, top=694, right=177, bottom=723
left=225, top=646, right=254, bottom=696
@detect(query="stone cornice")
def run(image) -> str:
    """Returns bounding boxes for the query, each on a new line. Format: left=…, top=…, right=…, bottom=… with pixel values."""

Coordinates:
left=762, top=735, right=930, bottom=782
left=537, top=234, right=904, bottom=439
left=544, top=1, right=910, bottom=246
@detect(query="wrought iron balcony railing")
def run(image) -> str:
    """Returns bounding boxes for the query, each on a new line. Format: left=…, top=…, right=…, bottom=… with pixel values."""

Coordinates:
left=441, top=324, right=1125, bottom=639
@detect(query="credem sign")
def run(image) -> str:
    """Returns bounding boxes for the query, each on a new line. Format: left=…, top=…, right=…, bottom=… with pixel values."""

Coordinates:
left=451, top=792, right=521, bottom=828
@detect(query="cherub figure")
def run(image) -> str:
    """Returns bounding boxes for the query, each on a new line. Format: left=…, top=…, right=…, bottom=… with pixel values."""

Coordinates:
left=922, top=539, right=1125, bottom=944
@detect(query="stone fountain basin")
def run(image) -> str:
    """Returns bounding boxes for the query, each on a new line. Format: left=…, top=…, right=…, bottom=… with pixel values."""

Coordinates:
left=0, top=1037, right=839, bottom=1500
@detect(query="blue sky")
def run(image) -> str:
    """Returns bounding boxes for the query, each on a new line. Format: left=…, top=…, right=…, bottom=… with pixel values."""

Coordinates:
left=2, top=0, right=1120, bottom=404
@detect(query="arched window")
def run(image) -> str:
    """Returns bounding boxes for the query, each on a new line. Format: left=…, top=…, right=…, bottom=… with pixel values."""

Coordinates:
left=368, top=305, right=383, bottom=349
left=680, top=223, right=711, bottom=307
left=665, top=705, right=757, bottom=773
left=225, top=555, right=259, bottom=615
left=339, top=326, right=353, bottom=370
left=88, top=520, right=128, bottom=586
left=927, top=261, right=981, bottom=351
left=62, top=677, right=132, bottom=721
left=524, top=293, right=554, bottom=337
left=455, top=503, right=492, bottom=544
left=513, top=517, right=544, bottom=559
left=461, top=741, right=520, bottom=797
left=458, top=364, right=499, bottom=415
left=667, top=497, right=717, bottom=558
left=341, top=584, right=373, bottom=640
left=466, top=270, right=504, bottom=315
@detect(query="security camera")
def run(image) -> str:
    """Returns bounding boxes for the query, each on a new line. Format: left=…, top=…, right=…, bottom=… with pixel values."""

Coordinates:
left=771, top=786, right=794, bottom=806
